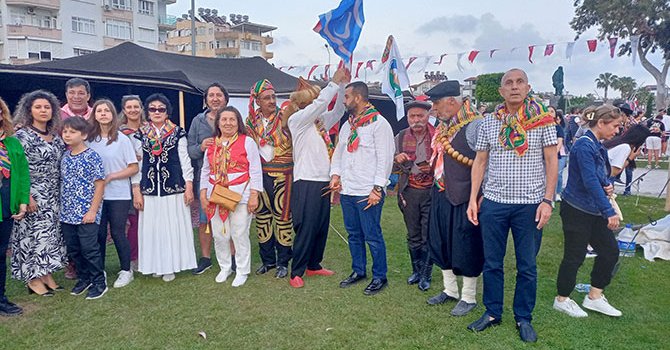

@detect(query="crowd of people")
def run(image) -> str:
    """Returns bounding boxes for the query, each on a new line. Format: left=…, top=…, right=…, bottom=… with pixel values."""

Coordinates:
left=0, top=67, right=665, bottom=343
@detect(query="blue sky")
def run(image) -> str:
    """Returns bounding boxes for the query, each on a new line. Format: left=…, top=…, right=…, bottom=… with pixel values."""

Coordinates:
left=168, top=0, right=666, bottom=97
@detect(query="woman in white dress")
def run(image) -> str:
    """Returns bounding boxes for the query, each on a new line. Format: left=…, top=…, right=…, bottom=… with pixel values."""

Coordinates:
left=200, top=106, right=262, bottom=287
left=132, top=93, right=196, bottom=282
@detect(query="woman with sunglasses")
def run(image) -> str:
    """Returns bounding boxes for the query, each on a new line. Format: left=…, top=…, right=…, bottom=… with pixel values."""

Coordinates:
left=132, top=93, right=196, bottom=282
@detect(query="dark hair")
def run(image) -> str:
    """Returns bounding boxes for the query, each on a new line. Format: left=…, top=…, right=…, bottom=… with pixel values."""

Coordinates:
left=14, top=89, right=61, bottom=134
left=214, top=106, right=246, bottom=138
left=62, top=116, right=90, bottom=135
left=89, top=99, right=120, bottom=145
left=556, top=109, right=565, bottom=128
left=204, top=83, right=230, bottom=108
left=603, top=124, right=651, bottom=149
left=346, top=81, right=369, bottom=102
left=570, top=107, right=581, bottom=114
left=65, top=78, right=91, bottom=95
left=119, top=95, right=146, bottom=124
left=144, top=93, right=173, bottom=117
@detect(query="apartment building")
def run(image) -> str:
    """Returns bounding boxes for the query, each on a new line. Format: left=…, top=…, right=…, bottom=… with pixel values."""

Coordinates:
left=0, top=0, right=176, bottom=64
left=164, top=8, right=275, bottom=60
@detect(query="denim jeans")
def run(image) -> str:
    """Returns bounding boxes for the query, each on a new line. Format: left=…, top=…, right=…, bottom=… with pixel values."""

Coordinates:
left=98, top=200, right=131, bottom=271
left=556, top=156, right=568, bottom=196
left=340, top=194, right=388, bottom=279
left=479, top=199, right=543, bottom=322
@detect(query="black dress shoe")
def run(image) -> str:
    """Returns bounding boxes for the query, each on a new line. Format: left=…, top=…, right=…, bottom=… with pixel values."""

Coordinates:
left=363, top=278, right=388, bottom=295
left=517, top=321, right=538, bottom=342
left=275, top=266, right=288, bottom=279
left=426, top=292, right=458, bottom=305
left=255, top=264, right=276, bottom=275
left=0, top=297, right=23, bottom=317
left=467, top=313, right=501, bottom=332
left=339, top=272, right=367, bottom=288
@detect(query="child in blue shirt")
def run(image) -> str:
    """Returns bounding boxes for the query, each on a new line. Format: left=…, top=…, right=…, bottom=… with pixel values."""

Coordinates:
left=60, top=116, right=107, bottom=300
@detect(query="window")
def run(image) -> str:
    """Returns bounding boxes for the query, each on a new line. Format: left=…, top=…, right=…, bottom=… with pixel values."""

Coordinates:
left=72, top=17, right=96, bottom=35
left=138, top=0, right=154, bottom=15
left=197, top=42, right=206, bottom=51
left=138, top=28, right=155, bottom=42
left=73, top=48, right=96, bottom=56
left=27, top=51, right=52, bottom=61
left=222, top=40, right=236, bottom=48
left=241, top=40, right=261, bottom=51
left=106, top=19, right=132, bottom=39
left=111, top=0, right=131, bottom=11
left=196, top=27, right=206, bottom=36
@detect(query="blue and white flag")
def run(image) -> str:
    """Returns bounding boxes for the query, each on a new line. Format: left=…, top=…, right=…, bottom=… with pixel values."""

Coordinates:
left=313, top=0, right=365, bottom=63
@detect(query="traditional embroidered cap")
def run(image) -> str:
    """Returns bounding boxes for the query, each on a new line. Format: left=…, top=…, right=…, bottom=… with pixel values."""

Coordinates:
left=425, top=80, right=461, bottom=100
left=249, top=79, right=275, bottom=118
left=404, top=100, right=432, bottom=112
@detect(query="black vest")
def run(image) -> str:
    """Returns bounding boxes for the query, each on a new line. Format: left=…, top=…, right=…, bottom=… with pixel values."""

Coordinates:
left=137, top=127, right=187, bottom=196
left=441, top=124, right=476, bottom=206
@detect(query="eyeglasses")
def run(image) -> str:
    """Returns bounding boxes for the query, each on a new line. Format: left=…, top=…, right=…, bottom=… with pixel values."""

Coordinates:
left=148, top=107, right=167, bottom=114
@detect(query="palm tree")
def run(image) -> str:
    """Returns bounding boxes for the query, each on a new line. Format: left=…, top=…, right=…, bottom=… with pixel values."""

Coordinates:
left=611, top=76, right=637, bottom=100
left=595, top=73, right=618, bottom=102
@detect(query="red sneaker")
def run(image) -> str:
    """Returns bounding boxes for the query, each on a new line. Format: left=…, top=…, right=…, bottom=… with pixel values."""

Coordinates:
left=306, top=268, right=335, bottom=277
left=289, top=276, right=304, bottom=288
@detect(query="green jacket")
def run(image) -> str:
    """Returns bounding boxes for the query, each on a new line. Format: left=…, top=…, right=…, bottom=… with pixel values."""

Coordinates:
left=0, top=136, right=30, bottom=220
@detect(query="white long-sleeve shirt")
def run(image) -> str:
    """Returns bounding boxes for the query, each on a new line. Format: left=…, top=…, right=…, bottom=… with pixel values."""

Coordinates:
left=199, top=136, right=263, bottom=204
left=288, top=81, right=345, bottom=182
left=330, top=112, right=394, bottom=196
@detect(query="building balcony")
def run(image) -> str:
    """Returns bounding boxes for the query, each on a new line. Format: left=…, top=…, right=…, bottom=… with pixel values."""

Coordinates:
left=158, top=16, right=177, bottom=30
left=103, top=36, right=130, bottom=48
left=6, top=0, right=60, bottom=10
left=103, top=9, right=133, bottom=22
left=214, top=47, right=240, bottom=57
left=6, top=24, right=62, bottom=41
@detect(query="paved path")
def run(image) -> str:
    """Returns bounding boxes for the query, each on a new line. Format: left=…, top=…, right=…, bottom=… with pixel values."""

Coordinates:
left=559, top=166, right=669, bottom=198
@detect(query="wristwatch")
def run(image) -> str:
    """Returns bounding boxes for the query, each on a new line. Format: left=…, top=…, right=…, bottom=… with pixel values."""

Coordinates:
left=541, top=198, right=553, bottom=206
left=373, top=185, right=383, bottom=193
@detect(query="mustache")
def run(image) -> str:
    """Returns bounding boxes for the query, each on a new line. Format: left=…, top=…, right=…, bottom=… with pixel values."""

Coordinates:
left=410, top=123, right=424, bottom=129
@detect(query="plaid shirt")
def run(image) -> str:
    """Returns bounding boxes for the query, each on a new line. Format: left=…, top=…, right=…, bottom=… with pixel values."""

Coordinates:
left=475, top=114, right=557, bottom=204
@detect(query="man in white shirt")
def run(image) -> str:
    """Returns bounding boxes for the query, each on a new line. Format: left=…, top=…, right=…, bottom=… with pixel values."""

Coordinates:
left=330, top=82, right=394, bottom=295
left=286, top=67, right=349, bottom=288
left=660, top=108, right=670, bottom=156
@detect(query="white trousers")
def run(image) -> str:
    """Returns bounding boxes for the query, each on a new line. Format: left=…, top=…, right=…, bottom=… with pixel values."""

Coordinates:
left=210, top=204, right=252, bottom=275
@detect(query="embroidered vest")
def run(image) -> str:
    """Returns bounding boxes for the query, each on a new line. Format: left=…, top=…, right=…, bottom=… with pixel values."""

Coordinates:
left=137, top=127, right=187, bottom=196
left=206, top=134, right=250, bottom=185
left=441, top=125, right=476, bottom=206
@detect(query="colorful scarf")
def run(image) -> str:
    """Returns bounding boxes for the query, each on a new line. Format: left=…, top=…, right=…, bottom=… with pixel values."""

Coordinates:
left=315, top=118, right=335, bottom=159
left=246, top=106, right=288, bottom=148
left=494, top=95, right=555, bottom=156
left=119, top=123, right=145, bottom=136
left=0, top=131, right=10, bottom=178
left=430, top=99, right=480, bottom=191
left=403, top=125, right=435, bottom=189
left=140, top=120, right=177, bottom=156
left=347, top=103, right=380, bottom=152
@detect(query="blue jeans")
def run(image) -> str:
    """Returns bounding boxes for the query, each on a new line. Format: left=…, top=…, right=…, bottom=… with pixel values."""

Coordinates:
left=479, top=199, right=543, bottom=323
left=556, top=156, right=568, bottom=196
left=340, top=194, right=388, bottom=279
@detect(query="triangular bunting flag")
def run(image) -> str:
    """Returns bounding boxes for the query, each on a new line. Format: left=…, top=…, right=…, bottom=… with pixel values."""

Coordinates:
left=544, top=44, right=554, bottom=56
left=468, top=50, right=480, bottom=63
left=528, top=45, right=535, bottom=63
left=355, top=61, right=364, bottom=78
left=608, top=37, right=618, bottom=58
left=587, top=40, right=597, bottom=52
left=565, top=42, right=575, bottom=60
left=489, top=49, right=499, bottom=58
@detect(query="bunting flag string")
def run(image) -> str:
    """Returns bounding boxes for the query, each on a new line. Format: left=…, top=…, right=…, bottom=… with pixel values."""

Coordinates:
left=608, top=37, right=618, bottom=58
left=544, top=44, right=554, bottom=57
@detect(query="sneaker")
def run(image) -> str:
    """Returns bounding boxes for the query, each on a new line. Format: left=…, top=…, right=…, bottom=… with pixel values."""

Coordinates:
left=582, top=295, right=622, bottom=317
left=113, top=270, right=134, bottom=288
left=215, top=270, right=231, bottom=283
left=655, top=165, right=661, bottom=169
left=553, top=297, right=588, bottom=318
left=289, top=276, right=304, bottom=288
left=231, top=274, right=248, bottom=287
left=70, top=280, right=92, bottom=296
left=192, top=257, right=212, bottom=275
left=85, top=284, right=108, bottom=300
left=162, top=273, right=175, bottom=282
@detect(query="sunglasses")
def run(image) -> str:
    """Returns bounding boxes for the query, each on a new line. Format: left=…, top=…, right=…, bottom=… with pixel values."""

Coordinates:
left=148, top=107, right=167, bottom=114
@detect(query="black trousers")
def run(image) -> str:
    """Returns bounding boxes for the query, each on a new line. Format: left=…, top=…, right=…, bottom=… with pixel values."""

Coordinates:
left=398, top=187, right=431, bottom=251
left=557, top=202, right=619, bottom=296
left=0, top=218, right=13, bottom=298
left=63, top=223, right=105, bottom=286
left=290, top=180, right=330, bottom=278
left=98, top=200, right=131, bottom=271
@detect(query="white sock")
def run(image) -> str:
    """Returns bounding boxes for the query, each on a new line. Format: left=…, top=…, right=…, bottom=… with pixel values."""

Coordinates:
left=441, top=269, right=459, bottom=299
left=461, top=276, right=478, bottom=304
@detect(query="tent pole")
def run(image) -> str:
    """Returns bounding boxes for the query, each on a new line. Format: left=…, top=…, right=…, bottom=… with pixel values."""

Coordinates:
left=179, top=91, right=185, bottom=128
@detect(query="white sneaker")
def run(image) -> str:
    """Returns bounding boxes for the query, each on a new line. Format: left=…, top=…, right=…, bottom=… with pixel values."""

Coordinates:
left=231, top=274, right=248, bottom=287
left=113, top=270, right=134, bottom=288
left=582, top=295, right=622, bottom=317
left=553, top=297, right=588, bottom=318
left=215, top=270, right=231, bottom=283
left=162, top=273, right=175, bottom=282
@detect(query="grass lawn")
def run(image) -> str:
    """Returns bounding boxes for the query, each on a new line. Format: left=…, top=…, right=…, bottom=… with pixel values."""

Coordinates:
left=1, top=196, right=668, bottom=349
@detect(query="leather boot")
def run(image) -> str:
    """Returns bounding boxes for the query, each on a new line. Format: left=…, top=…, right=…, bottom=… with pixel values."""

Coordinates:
left=418, top=248, right=432, bottom=291
left=407, top=248, right=421, bottom=285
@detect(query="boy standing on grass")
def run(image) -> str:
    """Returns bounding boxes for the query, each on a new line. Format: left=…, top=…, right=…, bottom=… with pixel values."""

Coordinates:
left=60, top=116, right=107, bottom=300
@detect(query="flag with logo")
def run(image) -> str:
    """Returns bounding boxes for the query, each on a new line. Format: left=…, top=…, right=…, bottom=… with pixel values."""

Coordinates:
left=313, top=0, right=365, bottom=63
left=381, top=35, right=410, bottom=120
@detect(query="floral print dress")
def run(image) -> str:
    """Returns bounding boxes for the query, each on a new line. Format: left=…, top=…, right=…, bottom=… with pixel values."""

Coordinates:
left=11, top=128, right=66, bottom=282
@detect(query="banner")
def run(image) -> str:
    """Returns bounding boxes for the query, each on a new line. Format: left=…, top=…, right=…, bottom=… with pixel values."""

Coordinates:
left=381, top=35, right=410, bottom=120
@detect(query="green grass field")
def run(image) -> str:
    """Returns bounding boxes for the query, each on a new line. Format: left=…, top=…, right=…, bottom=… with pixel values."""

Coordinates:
left=1, top=196, right=668, bottom=349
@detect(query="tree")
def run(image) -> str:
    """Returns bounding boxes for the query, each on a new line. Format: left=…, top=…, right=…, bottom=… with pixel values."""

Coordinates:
left=595, top=72, right=618, bottom=101
left=571, top=0, right=670, bottom=109
left=611, top=76, right=637, bottom=99
left=474, top=73, right=504, bottom=104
